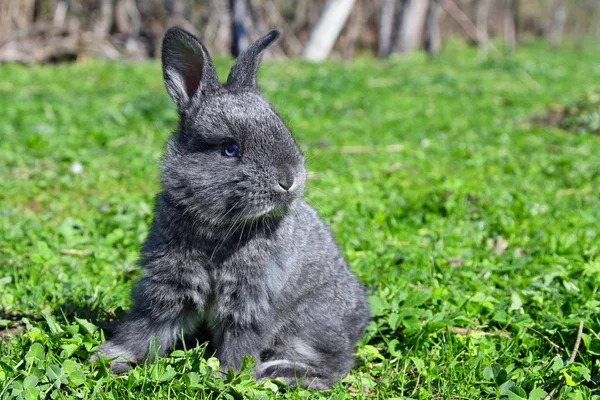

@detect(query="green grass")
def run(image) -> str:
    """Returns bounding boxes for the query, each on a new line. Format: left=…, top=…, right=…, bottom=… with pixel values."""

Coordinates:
left=1, top=39, right=600, bottom=399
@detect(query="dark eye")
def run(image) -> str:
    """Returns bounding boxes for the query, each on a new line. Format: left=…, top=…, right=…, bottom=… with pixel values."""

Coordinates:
left=222, top=141, right=240, bottom=157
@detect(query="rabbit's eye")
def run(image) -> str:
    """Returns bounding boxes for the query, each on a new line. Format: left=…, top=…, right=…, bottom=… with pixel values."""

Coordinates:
left=222, top=141, right=240, bottom=157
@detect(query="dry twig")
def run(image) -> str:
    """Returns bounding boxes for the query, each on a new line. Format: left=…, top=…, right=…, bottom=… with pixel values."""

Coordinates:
left=543, top=320, right=584, bottom=400
left=569, top=320, right=584, bottom=363
left=61, top=249, right=92, bottom=256
left=449, top=326, right=511, bottom=338
left=525, top=326, right=565, bottom=352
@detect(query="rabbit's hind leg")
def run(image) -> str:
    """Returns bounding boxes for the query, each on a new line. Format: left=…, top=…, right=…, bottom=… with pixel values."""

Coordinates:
left=254, top=359, right=336, bottom=390
left=254, top=335, right=354, bottom=389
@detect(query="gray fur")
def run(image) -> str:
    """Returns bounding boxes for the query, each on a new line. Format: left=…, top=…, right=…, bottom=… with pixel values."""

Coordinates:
left=94, top=27, right=370, bottom=390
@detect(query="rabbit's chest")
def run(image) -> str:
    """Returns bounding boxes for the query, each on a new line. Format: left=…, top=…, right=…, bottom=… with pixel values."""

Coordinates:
left=203, top=256, right=287, bottom=327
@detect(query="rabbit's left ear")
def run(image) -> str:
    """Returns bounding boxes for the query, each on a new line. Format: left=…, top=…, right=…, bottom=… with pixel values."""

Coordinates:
left=226, top=30, right=280, bottom=90
left=162, top=27, right=220, bottom=109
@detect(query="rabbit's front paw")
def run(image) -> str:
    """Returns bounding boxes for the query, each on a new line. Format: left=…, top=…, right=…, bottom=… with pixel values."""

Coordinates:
left=91, top=342, right=136, bottom=373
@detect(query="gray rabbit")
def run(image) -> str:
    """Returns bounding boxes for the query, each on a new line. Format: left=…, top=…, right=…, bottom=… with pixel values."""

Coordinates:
left=95, top=27, right=370, bottom=390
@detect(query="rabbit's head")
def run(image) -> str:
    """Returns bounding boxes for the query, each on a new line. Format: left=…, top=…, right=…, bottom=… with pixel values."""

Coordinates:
left=160, top=28, right=306, bottom=226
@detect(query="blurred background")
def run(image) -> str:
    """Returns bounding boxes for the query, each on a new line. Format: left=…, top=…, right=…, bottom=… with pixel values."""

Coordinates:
left=0, top=0, right=598, bottom=64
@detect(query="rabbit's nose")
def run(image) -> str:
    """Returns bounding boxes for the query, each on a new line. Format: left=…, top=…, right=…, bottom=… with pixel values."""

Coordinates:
left=278, top=173, right=294, bottom=191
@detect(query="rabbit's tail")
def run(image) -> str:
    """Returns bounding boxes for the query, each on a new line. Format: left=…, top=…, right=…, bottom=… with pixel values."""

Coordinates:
left=254, top=359, right=337, bottom=390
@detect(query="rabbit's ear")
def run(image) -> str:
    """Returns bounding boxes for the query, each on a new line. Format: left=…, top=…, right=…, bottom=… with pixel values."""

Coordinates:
left=162, top=27, right=220, bottom=109
left=226, top=30, right=280, bottom=90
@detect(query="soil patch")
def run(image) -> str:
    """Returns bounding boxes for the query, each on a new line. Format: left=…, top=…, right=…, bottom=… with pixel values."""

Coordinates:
left=527, top=92, right=600, bottom=135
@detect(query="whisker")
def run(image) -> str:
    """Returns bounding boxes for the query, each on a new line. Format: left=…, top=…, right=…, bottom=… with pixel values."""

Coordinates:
left=209, top=211, right=243, bottom=262
left=303, top=194, right=326, bottom=214
left=265, top=218, right=273, bottom=238
left=236, top=207, right=251, bottom=250
left=222, top=198, right=243, bottom=220
left=216, top=203, right=251, bottom=259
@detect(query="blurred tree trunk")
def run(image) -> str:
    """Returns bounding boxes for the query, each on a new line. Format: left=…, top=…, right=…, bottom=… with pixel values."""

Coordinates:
left=249, top=0, right=299, bottom=57
left=202, top=0, right=230, bottom=53
left=53, top=0, right=69, bottom=27
left=442, top=0, right=478, bottom=42
left=503, top=0, right=518, bottom=52
left=475, top=0, right=490, bottom=55
left=424, top=0, right=442, bottom=55
left=343, top=1, right=363, bottom=58
left=230, top=0, right=249, bottom=56
left=164, top=0, right=199, bottom=36
left=115, top=0, right=141, bottom=36
left=378, top=0, right=395, bottom=56
left=164, top=0, right=183, bottom=18
left=303, top=0, right=356, bottom=61
left=548, top=0, right=567, bottom=46
left=292, top=0, right=309, bottom=31
left=94, top=0, right=114, bottom=39
left=392, top=0, right=429, bottom=54
left=32, top=0, right=43, bottom=24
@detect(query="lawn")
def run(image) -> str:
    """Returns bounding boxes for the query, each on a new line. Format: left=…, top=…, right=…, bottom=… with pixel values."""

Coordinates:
left=1, top=39, right=599, bottom=399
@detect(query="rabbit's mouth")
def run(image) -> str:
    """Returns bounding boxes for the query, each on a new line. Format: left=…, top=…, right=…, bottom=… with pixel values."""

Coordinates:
left=263, top=203, right=291, bottom=219
left=242, top=202, right=291, bottom=221
left=232, top=178, right=304, bottom=222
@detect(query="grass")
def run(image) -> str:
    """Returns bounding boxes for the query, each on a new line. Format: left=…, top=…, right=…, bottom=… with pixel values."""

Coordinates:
left=1, top=38, right=600, bottom=399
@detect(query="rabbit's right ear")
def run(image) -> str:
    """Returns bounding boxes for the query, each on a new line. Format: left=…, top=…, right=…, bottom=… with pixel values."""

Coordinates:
left=162, top=27, right=220, bottom=109
left=226, top=30, right=280, bottom=90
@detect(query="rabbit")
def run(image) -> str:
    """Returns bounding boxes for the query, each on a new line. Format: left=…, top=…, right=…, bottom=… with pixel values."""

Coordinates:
left=94, top=27, right=370, bottom=390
